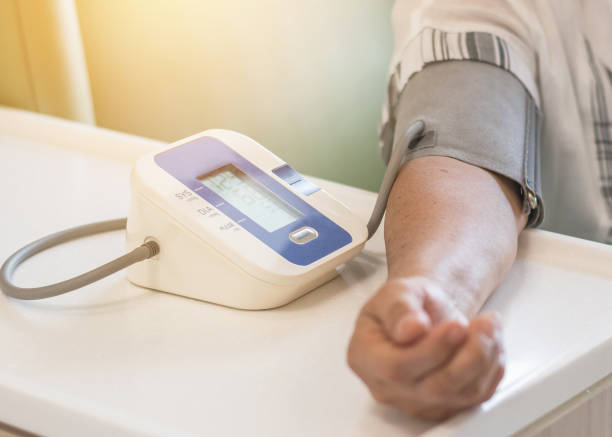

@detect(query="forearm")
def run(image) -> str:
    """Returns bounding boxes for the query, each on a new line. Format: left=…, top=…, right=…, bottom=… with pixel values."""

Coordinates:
left=384, top=155, right=528, bottom=318
left=349, top=11, right=542, bottom=419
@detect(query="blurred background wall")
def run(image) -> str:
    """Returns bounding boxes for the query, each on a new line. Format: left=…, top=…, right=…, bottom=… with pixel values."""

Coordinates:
left=0, top=0, right=394, bottom=191
left=0, top=0, right=95, bottom=123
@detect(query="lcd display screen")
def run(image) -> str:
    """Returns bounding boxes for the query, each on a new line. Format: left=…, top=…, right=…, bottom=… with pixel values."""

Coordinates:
left=198, top=165, right=303, bottom=232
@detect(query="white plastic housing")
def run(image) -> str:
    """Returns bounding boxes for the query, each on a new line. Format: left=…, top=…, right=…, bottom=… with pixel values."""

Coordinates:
left=126, top=129, right=368, bottom=309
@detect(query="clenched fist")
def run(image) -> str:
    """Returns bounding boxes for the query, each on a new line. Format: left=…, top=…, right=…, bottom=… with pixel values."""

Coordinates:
left=347, top=277, right=505, bottom=421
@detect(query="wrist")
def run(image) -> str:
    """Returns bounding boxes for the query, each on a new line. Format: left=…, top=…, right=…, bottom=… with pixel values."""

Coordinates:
left=385, top=263, right=484, bottom=319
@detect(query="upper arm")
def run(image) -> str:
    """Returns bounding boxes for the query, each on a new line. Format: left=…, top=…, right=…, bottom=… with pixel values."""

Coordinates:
left=381, top=0, right=544, bottom=227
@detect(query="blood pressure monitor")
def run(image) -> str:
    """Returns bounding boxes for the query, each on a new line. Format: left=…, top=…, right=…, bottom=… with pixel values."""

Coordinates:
left=126, top=130, right=368, bottom=309
left=1, top=123, right=423, bottom=308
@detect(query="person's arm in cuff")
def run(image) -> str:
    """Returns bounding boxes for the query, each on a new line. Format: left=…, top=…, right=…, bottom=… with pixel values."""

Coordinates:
left=347, top=156, right=525, bottom=419
left=348, top=60, right=535, bottom=420
left=387, top=59, right=541, bottom=315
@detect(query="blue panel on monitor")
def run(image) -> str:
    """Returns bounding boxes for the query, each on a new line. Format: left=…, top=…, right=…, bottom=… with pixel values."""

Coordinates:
left=154, top=137, right=351, bottom=266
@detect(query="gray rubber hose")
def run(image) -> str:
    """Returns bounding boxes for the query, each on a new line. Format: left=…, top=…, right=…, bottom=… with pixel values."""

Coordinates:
left=367, top=120, right=425, bottom=238
left=0, top=218, right=159, bottom=300
left=0, top=120, right=423, bottom=300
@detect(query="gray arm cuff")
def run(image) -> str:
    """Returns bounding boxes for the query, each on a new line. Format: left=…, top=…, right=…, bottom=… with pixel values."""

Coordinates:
left=390, top=60, right=543, bottom=227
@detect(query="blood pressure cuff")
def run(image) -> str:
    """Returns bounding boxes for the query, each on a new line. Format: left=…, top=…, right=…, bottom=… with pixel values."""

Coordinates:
left=383, top=60, right=544, bottom=227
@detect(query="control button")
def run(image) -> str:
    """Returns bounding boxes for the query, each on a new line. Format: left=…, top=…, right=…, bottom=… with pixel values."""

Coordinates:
left=290, top=227, right=318, bottom=244
left=291, top=178, right=320, bottom=196
left=272, top=164, right=302, bottom=185
left=272, top=164, right=321, bottom=196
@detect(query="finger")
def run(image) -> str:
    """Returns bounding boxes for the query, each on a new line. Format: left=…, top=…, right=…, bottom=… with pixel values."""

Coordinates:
left=457, top=319, right=505, bottom=404
left=347, top=311, right=404, bottom=386
left=418, top=313, right=500, bottom=399
left=480, top=365, right=506, bottom=403
left=396, top=320, right=469, bottom=381
left=348, top=318, right=469, bottom=411
left=348, top=314, right=467, bottom=389
left=448, top=314, right=500, bottom=392
left=456, top=352, right=504, bottom=405
left=367, top=278, right=432, bottom=345
left=348, top=312, right=424, bottom=404
left=453, top=313, right=502, bottom=391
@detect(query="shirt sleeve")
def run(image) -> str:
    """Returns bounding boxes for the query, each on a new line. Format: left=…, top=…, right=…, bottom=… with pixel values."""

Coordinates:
left=380, top=0, right=544, bottom=226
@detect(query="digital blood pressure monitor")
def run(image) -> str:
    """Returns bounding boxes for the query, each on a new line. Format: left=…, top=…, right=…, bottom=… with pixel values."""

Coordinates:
left=126, top=129, right=368, bottom=309
left=0, top=122, right=424, bottom=308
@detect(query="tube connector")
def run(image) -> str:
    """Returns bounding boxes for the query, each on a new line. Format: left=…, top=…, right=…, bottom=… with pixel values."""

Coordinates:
left=142, top=240, right=160, bottom=258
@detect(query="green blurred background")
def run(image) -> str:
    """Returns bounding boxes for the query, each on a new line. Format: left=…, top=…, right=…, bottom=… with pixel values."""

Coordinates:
left=2, top=0, right=395, bottom=190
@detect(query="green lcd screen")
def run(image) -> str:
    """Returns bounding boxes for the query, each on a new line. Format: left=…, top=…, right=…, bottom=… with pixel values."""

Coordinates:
left=198, top=165, right=303, bottom=232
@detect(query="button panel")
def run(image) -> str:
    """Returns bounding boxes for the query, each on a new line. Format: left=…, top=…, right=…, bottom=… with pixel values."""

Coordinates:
left=290, top=227, right=318, bottom=244
left=272, top=164, right=321, bottom=196
left=155, top=137, right=352, bottom=266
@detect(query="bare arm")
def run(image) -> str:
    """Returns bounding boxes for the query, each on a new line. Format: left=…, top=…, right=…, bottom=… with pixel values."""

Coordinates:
left=385, top=155, right=527, bottom=318
left=347, top=155, right=528, bottom=420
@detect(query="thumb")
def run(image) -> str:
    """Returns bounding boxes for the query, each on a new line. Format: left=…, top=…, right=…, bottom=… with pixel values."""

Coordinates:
left=371, top=278, right=433, bottom=345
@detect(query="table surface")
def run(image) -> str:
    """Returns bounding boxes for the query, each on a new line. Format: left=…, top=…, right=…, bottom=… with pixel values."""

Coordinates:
left=1, top=107, right=612, bottom=437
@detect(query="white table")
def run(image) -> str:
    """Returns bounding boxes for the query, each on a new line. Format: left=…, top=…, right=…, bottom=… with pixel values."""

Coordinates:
left=1, top=107, right=612, bottom=437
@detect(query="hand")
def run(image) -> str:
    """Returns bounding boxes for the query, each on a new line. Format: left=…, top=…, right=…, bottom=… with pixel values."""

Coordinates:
left=347, top=277, right=506, bottom=421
